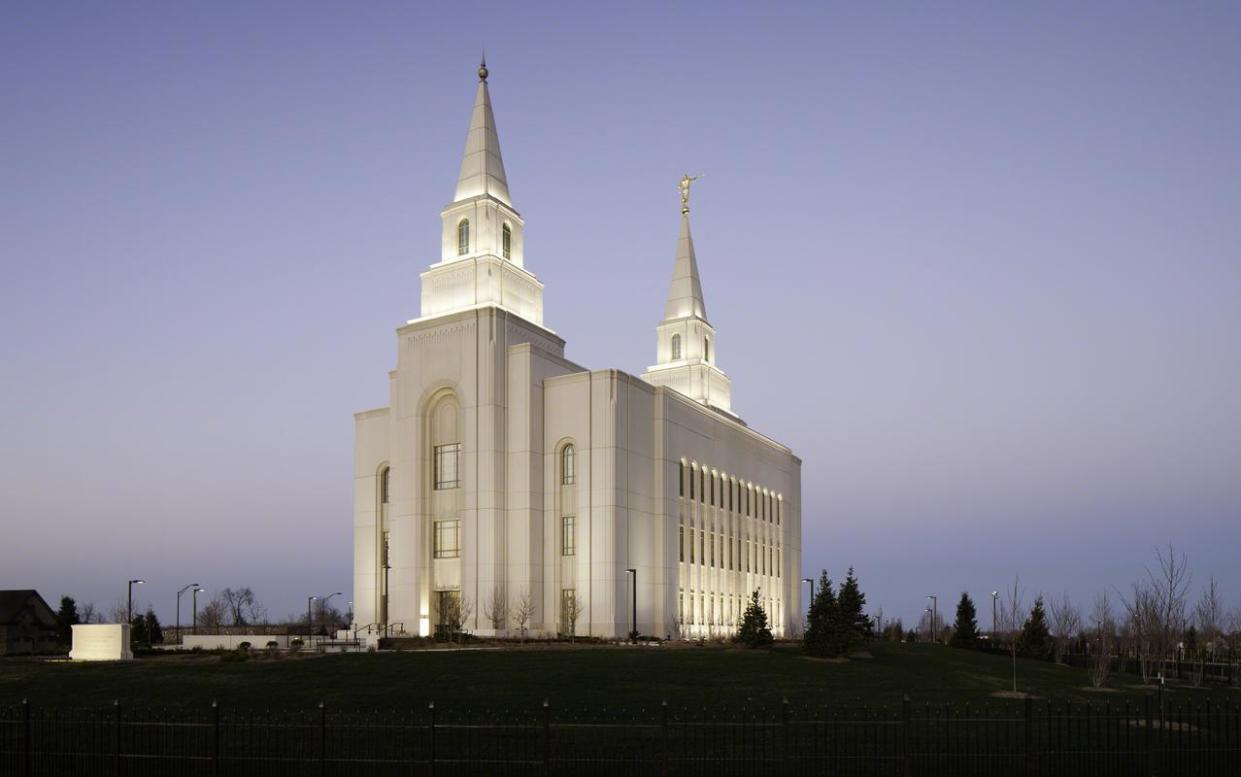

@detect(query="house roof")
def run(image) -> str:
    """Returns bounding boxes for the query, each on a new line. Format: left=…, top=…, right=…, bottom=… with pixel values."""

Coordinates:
left=0, top=590, right=58, bottom=626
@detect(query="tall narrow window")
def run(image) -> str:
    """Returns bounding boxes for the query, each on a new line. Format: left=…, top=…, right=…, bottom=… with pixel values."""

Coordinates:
left=561, top=444, right=576, bottom=485
left=700, top=470, right=706, bottom=504
left=433, top=520, right=461, bottom=558
left=679, top=462, right=685, bottom=497
left=671, top=334, right=682, bottom=360
left=502, top=223, right=512, bottom=259
left=704, top=337, right=710, bottom=362
left=689, top=528, right=695, bottom=563
left=679, top=524, right=685, bottom=562
left=379, top=466, right=390, bottom=504
left=434, top=443, right=461, bottom=489
left=457, top=219, right=470, bottom=255
left=689, top=466, right=695, bottom=501
left=709, top=532, right=715, bottom=566
left=561, top=515, right=576, bottom=556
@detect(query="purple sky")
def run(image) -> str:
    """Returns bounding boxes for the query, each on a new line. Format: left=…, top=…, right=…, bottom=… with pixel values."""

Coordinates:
left=3, top=2, right=1239, bottom=628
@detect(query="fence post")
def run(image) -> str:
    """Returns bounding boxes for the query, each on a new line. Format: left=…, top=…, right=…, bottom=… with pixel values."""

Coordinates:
left=661, top=700, right=669, bottom=777
left=427, top=701, right=435, bottom=777
left=22, top=699, right=30, bottom=777
left=542, top=699, right=550, bottom=777
left=113, top=700, right=122, bottom=777
left=212, top=701, right=220, bottom=777
left=319, top=702, right=327, bottom=777
left=1144, top=695, right=1153, bottom=777
left=1024, top=695, right=1034, bottom=777
left=902, top=695, right=911, bottom=777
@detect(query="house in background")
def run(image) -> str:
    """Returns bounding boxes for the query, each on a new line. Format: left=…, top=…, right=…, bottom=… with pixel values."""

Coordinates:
left=0, top=590, right=60, bottom=655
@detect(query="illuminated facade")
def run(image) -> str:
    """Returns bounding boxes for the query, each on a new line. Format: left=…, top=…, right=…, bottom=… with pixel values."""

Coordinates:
left=351, top=63, right=801, bottom=640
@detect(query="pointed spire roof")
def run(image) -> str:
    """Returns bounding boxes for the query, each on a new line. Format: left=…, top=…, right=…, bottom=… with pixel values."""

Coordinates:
left=454, top=59, right=511, bottom=206
left=663, top=211, right=708, bottom=321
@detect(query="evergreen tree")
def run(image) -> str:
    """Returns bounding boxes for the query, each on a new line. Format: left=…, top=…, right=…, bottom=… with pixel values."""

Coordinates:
left=56, top=596, right=80, bottom=644
left=736, top=590, right=774, bottom=648
left=130, top=613, right=148, bottom=645
left=949, top=592, right=980, bottom=649
left=837, top=567, right=870, bottom=645
left=144, top=609, right=164, bottom=645
left=1020, top=595, right=1052, bottom=659
left=803, top=570, right=838, bottom=657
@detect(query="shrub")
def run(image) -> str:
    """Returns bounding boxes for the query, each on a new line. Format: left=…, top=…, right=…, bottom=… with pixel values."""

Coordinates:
left=735, top=590, right=774, bottom=649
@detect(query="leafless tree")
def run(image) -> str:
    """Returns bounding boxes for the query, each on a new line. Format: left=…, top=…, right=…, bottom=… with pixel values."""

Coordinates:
left=1194, top=575, right=1225, bottom=655
left=220, top=587, right=267, bottom=627
left=1089, top=591, right=1115, bottom=688
left=563, top=591, right=585, bottom=642
left=1120, top=545, right=1192, bottom=684
left=198, top=596, right=227, bottom=632
left=80, top=602, right=98, bottom=624
left=483, top=584, right=508, bottom=634
left=1119, top=582, right=1159, bottom=684
left=1048, top=592, right=1082, bottom=663
left=512, top=589, right=534, bottom=643
left=107, top=601, right=129, bottom=624
left=997, top=577, right=1026, bottom=693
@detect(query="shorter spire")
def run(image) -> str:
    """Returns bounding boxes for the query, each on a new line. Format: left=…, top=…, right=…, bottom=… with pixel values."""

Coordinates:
left=454, top=58, right=510, bottom=205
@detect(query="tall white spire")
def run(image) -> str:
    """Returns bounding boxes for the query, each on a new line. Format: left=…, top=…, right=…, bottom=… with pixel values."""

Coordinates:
left=642, top=176, right=733, bottom=414
left=417, top=60, right=544, bottom=326
left=454, top=57, right=511, bottom=206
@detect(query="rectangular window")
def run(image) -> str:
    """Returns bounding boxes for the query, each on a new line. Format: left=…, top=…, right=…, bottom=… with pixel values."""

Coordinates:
left=689, top=528, right=695, bottom=563
left=710, top=474, right=715, bottom=506
left=679, top=462, right=684, bottom=497
left=745, top=540, right=751, bottom=572
left=709, top=532, right=715, bottom=566
left=728, top=534, right=733, bottom=569
left=700, top=470, right=706, bottom=504
left=689, top=467, right=695, bottom=501
left=679, top=524, right=684, bottom=562
left=746, top=488, right=750, bottom=516
left=433, top=520, right=460, bottom=559
left=700, top=529, right=705, bottom=564
left=728, top=481, right=733, bottom=512
left=434, top=443, right=461, bottom=489
left=561, top=515, right=576, bottom=556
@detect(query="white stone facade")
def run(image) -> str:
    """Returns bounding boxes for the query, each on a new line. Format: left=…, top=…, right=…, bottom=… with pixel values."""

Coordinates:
left=352, top=66, right=801, bottom=640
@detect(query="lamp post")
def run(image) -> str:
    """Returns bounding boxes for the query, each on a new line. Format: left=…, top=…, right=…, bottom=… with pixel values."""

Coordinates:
left=308, top=596, right=317, bottom=643
left=346, top=601, right=353, bottom=631
left=127, top=579, right=145, bottom=624
left=927, top=595, right=938, bottom=643
left=191, top=586, right=205, bottom=634
left=801, top=578, right=814, bottom=632
left=625, top=569, right=637, bottom=640
left=321, top=592, right=343, bottom=639
left=176, top=583, right=199, bottom=645
left=991, top=591, right=999, bottom=638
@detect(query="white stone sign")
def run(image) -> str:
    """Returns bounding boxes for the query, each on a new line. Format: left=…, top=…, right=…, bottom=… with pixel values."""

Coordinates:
left=70, top=624, right=133, bottom=661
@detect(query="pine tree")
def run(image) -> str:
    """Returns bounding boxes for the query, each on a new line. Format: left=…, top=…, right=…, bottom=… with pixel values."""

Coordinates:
left=1020, top=595, right=1052, bottom=659
left=949, top=592, right=979, bottom=649
left=56, top=596, right=80, bottom=644
left=736, top=590, right=774, bottom=648
left=803, top=571, right=838, bottom=657
left=837, top=567, right=869, bottom=645
left=130, top=613, right=148, bottom=645
left=144, top=609, right=164, bottom=645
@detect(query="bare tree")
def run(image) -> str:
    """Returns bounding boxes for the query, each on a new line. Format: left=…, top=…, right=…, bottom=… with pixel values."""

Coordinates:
left=483, top=584, right=508, bottom=634
left=107, top=600, right=129, bottom=624
left=80, top=602, right=98, bottom=624
left=997, top=577, right=1026, bottom=693
left=1194, top=575, right=1225, bottom=655
left=198, top=596, right=227, bottom=632
left=1048, top=592, right=1082, bottom=664
left=1089, top=591, right=1115, bottom=688
left=1120, top=545, right=1192, bottom=684
left=512, top=589, right=534, bottom=643
left=1119, top=582, right=1159, bottom=684
left=563, top=591, right=585, bottom=642
left=220, top=587, right=267, bottom=627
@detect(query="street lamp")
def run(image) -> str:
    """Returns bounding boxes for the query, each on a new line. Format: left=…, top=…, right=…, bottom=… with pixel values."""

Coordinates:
left=322, top=592, right=343, bottom=638
left=927, top=595, right=938, bottom=643
left=192, top=586, right=205, bottom=634
left=176, top=583, right=200, bottom=645
left=991, top=591, right=999, bottom=638
left=625, top=569, right=637, bottom=640
left=127, top=579, right=145, bottom=623
left=308, top=596, right=318, bottom=642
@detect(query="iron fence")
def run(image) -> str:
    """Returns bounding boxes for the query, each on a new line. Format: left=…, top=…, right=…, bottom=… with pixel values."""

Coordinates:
left=1, top=697, right=1238, bottom=776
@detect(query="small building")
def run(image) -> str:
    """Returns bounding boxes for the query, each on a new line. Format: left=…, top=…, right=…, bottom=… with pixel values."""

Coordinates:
left=0, top=590, right=60, bottom=655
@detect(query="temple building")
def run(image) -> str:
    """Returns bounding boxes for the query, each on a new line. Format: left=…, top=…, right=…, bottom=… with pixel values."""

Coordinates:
left=351, top=62, right=802, bottom=640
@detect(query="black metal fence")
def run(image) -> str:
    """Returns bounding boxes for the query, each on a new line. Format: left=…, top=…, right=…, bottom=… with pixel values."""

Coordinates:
left=2, top=697, right=1239, bottom=776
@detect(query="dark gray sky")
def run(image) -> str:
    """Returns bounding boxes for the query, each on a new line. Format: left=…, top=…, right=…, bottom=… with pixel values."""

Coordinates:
left=2, top=1, right=1239, bottom=627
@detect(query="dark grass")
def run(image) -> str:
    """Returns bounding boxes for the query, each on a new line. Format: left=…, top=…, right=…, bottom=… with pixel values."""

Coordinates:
left=2, top=642, right=1237, bottom=711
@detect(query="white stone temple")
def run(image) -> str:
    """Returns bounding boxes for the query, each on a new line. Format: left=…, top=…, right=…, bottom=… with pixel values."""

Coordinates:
left=351, top=62, right=801, bottom=640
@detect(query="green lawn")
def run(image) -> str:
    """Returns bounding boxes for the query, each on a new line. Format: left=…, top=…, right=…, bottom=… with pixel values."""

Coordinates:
left=1, top=642, right=1233, bottom=712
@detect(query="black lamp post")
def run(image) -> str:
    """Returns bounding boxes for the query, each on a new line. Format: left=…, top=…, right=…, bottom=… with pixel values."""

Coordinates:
left=191, top=587, right=205, bottom=634
left=625, top=569, right=637, bottom=640
left=127, top=579, right=145, bottom=624
left=927, top=595, right=938, bottom=643
left=991, top=591, right=999, bottom=638
left=308, top=596, right=317, bottom=642
left=176, top=583, right=199, bottom=645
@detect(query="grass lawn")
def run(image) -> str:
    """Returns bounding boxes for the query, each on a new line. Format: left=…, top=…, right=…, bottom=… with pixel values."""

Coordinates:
left=2, top=642, right=1235, bottom=712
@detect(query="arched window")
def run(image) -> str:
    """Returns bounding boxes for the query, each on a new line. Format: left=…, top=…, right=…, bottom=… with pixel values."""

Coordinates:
left=379, top=466, right=390, bottom=504
left=704, top=337, right=711, bottom=362
left=502, top=223, right=512, bottom=260
left=561, top=443, right=576, bottom=485
left=670, top=334, right=681, bottom=360
left=457, top=219, right=470, bottom=255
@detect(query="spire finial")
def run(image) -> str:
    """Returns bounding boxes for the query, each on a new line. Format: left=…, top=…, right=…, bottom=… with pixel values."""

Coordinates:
left=678, top=173, right=701, bottom=214
left=478, top=52, right=488, bottom=81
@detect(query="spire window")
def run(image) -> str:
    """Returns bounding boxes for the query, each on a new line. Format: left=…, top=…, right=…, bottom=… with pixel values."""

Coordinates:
left=704, top=337, right=711, bottom=362
left=457, top=219, right=470, bottom=256
left=502, top=224, right=512, bottom=260
left=670, top=334, right=681, bottom=360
